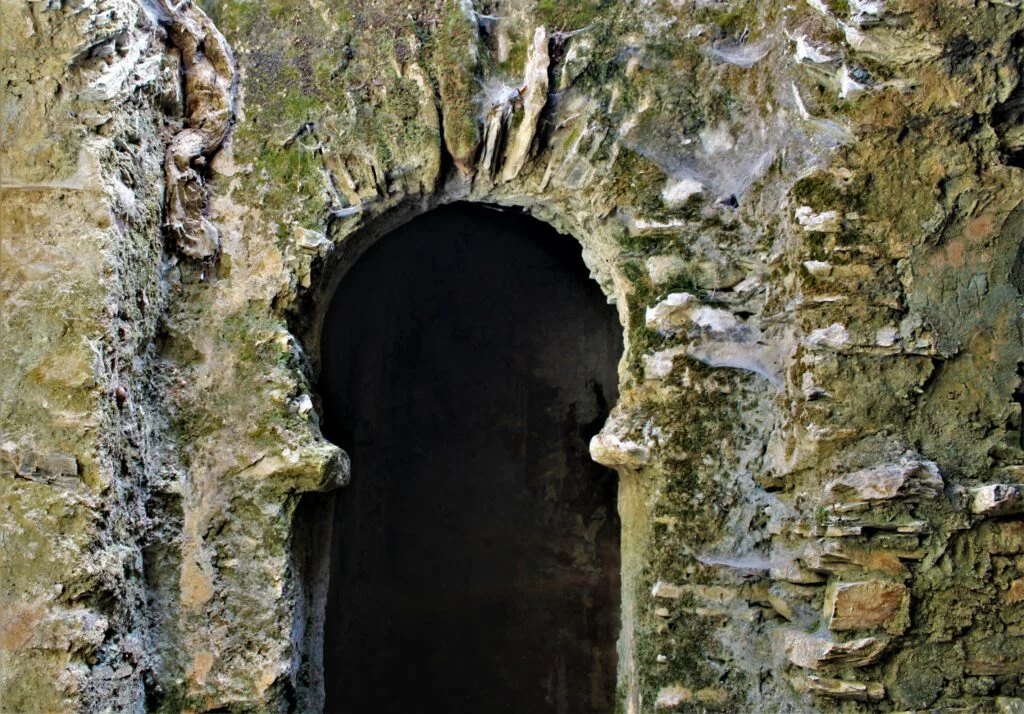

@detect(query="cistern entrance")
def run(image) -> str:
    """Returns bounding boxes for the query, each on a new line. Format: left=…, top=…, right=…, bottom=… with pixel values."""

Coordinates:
left=318, top=204, right=623, bottom=713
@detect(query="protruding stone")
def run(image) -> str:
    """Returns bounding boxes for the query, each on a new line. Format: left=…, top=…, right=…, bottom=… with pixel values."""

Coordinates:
left=771, top=550, right=827, bottom=584
left=791, top=674, right=885, bottom=701
left=655, top=685, right=691, bottom=708
left=645, top=255, right=689, bottom=285
left=661, top=177, right=704, bottom=205
left=645, top=292, right=747, bottom=338
left=803, top=260, right=833, bottom=278
left=643, top=349, right=683, bottom=381
left=500, top=26, right=549, bottom=182
left=774, top=629, right=889, bottom=669
left=807, top=323, right=849, bottom=350
left=795, top=206, right=842, bottom=232
left=654, top=685, right=728, bottom=708
left=822, top=459, right=943, bottom=508
left=293, top=226, right=331, bottom=253
left=40, top=453, right=78, bottom=477
left=825, top=580, right=909, bottom=634
left=802, top=540, right=912, bottom=577
left=970, top=484, right=1024, bottom=516
left=652, top=581, right=685, bottom=599
left=1006, top=578, right=1024, bottom=604
left=997, top=697, right=1024, bottom=713
left=651, top=582, right=738, bottom=603
left=590, top=412, right=654, bottom=468
left=590, top=432, right=651, bottom=468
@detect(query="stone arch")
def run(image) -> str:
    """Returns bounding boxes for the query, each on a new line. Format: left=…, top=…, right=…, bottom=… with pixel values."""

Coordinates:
left=288, top=198, right=641, bottom=712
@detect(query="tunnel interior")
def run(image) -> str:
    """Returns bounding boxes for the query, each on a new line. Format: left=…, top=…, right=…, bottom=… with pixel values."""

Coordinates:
left=316, top=203, right=623, bottom=713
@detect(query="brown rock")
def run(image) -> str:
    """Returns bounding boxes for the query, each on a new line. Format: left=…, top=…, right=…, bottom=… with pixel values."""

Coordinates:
left=791, top=674, right=885, bottom=701
left=825, top=580, right=909, bottom=634
left=1007, top=578, right=1024, bottom=604
left=802, top=540, right=911, bottom=577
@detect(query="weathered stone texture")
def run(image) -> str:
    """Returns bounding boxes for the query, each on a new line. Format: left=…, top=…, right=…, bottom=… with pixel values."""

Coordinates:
left=3, top=0, right=1024, bottom=711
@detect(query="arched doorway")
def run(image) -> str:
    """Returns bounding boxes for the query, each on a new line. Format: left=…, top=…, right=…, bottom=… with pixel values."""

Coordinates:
left=318, top=203, right=622, bottom=713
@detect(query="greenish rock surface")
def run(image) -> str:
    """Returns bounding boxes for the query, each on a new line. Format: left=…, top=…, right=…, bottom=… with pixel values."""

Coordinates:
left=3, top=0, right=1024, bottom=711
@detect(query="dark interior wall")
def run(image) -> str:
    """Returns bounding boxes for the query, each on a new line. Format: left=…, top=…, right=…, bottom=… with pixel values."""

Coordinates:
left=318, top=204, right=622, bottom=714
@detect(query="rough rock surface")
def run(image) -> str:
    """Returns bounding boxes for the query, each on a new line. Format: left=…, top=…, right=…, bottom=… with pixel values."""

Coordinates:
left=3, top=0, right=1024, bottom=711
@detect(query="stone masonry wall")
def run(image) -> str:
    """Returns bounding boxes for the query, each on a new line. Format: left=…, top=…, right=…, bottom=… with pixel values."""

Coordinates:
left=2, top=0, right=1024, bottom=711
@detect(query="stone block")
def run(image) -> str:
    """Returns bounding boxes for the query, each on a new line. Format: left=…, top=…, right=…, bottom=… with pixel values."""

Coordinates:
left=1007, top=578, right=1024, bottom=604
left=822, top=459, right=942, bottom=508
left=39, top=453, right=78, bottom=477
left=971, top=484, right=1024, bottom=516
left=802, top=540, right=912, bottom=577
left=774, top=629, right=888, bottom=669
left=651, top=582, right=738, bottom=603
left=791, top=674, right=885, bottom=701
left=652, top=581, right=684, bottom=599
left=825, top=580, right=909, bottom=634
left=654, top=684, right=729, bottom=708
left=771, top=550, right=827, bottom=584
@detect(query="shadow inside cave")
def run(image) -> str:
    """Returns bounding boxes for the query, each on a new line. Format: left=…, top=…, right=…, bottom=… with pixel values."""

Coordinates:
left=317, top=203, right=623, bottom=714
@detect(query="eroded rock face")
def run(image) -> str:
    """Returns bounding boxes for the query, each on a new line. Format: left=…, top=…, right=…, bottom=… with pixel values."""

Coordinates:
left=3, top=0, right=1024, bottom=711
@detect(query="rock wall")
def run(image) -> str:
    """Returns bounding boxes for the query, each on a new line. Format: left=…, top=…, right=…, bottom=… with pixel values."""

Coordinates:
left=2, top=0, right=1024, bottom=711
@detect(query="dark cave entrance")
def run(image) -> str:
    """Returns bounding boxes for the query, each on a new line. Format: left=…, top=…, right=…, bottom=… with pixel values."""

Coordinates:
left=316, top=203, right=623, bottom=714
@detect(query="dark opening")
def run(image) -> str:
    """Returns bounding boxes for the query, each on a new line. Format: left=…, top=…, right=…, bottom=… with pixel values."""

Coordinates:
left=318, top=204, right=622, bottom=713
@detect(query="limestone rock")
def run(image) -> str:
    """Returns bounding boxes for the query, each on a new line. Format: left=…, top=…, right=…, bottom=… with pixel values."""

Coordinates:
left=792, top=674, right=885, bottom=701
left=795, top=206, right=842, bottom=232
left=775, top=629, right=888, bottom=669
left=642, top=348, right=684, bottom=381
left=802, top=539, right=915, bottom=577
left=645, top=255, right=689, bottom=285
left=822, top=459, right=943, bottom=508
left=645, top=293, right=748, bottom=339
left=500, top=27, right=549, bottom=183
left=590, top=411, right=655, bottom=468
left=970, top=484, right=1024, bottom=516
left=825, top=580, right=909, bottom=634
left=654, top=684, right=728, bottom=708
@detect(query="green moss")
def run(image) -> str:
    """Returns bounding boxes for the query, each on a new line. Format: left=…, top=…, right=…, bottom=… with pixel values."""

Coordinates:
left=606, top=147, right=670, bottom=221
left=691, top=0, right=763, bottom=39
left=825, top=0, right=850, bottom=16
left=790, top=173, right=848, bottom=212
left=431, top=0, right=482, bottom=165
left=535, top=0, right=608, bottom=30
